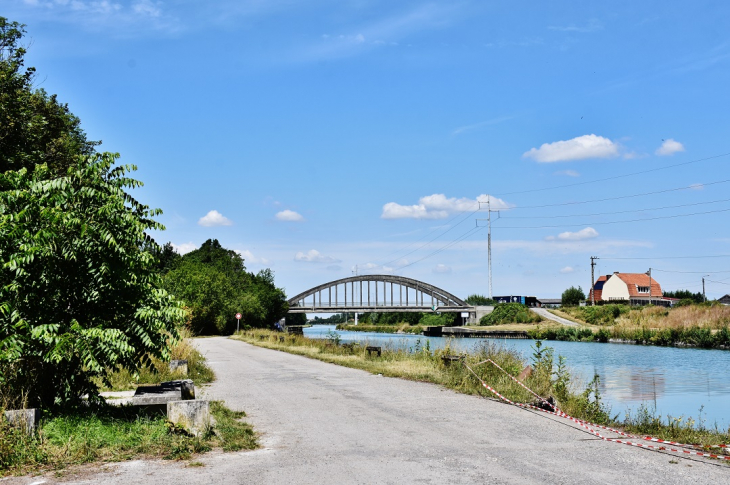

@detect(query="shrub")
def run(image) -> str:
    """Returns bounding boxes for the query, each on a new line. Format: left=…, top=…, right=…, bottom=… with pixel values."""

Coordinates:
left=480, top=303, right=542, bottom=325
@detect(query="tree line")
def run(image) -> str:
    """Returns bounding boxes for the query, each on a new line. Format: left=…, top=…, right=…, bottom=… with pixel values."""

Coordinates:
left=0, top=18, right=287, bottom=409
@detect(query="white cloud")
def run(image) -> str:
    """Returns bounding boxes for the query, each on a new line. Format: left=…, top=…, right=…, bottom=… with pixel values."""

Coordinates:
left=132, top=0, right=161, bottom=17
left=559, top=266, right=575, bottom=274
left=297, top=3, right=459, bottom=62
left=275, top=209, right=304, bottom=222
left=234, top=249, right=270, bottom=265
left=545, top=227, right=599, bottom=241
left=382, top=194, right=512, bottom=220
left=198, top=210, right=233, bottom=227
left=294, top=249, right=341, bottom=264
left=451, top=116, right=515, bottom=136
left=554, top=170, right=580, bottom=177
left=689, top=183, right=704, bottom=190
left=433, top=264, right=452, bottom=274
left=523, top=134, right=620, bottom=162
left=655, top=138, right=685, bottom=156
left=353, top=262, right=395, bottom=274
left=171, top=241, right=197, bottom=255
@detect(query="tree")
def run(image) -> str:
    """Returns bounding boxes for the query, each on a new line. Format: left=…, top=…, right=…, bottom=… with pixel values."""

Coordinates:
left=464, top=294, right=496, bottom=306
left=163, top=240, right=288, bottom=334
left=0, top=18, right=98, bottom=176
left=561, top=286, right=586, bottom=306
left=0, top=154, right=184, bottom=408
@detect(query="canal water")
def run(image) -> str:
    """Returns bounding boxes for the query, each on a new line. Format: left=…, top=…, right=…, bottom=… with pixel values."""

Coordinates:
left=305, top=325, right=730, bottom=430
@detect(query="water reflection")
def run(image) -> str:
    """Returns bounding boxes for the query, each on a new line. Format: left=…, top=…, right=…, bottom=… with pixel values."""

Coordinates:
left=304, top=325, right=730, bottom=429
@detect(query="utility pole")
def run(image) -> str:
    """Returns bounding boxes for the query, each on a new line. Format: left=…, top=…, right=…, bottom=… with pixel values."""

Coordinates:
left=648, top=267, right=652, bottom=306
left=478, top=197, right=500, bottom=299
left=703, top=275, right=709, bottom=302
left=590, top=256, right=599, bottom=306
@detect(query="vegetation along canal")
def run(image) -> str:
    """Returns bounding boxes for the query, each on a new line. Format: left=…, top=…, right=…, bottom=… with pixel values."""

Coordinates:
left=305, top=325, right=730, bottom=430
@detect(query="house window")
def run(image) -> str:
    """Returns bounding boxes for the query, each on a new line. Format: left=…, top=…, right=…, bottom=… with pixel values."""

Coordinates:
left=637, top=286, right=650, bottom=293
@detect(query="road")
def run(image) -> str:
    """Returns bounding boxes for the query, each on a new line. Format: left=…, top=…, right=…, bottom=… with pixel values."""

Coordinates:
left=10, top=337, right=728, bottom=484
left=530, top=307, right=580, bottom=327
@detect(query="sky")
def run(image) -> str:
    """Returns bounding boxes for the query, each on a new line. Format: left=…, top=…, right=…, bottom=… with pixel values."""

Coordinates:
left=6, top=0, right=730, bottom=301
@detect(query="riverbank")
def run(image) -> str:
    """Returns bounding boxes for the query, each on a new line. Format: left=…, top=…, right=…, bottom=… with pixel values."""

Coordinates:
left=336, top=323, right=425, bottom=334
left=234, top=329, right=730, bottom=453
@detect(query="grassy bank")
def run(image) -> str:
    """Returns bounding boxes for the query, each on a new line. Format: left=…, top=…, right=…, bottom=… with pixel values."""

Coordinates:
left=336, top=324, right=425, bottom=334
left=1, top=401, right=257, bottom=476
left=100, top=330, right=216, bottom=392
left=546, top=304, right=730, bottom=348
left=233, top=330, right=730, bottom=452
left=1, top=335, right=258, bottom=477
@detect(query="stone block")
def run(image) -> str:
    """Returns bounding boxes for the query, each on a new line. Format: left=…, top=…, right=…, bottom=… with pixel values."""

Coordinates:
left=4, top=408, right=40, bottom=434
left=167, top=400, right=210, bottom=437
left=133, top=379, right=195, bottom=406
left=169, top=359, right=188, bottom=376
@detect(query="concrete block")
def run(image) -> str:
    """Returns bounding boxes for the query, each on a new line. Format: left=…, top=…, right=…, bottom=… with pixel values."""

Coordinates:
left=167, top=400, right=210, bottom=437
left=133, top=379, right=195, bottom=406
left=4, top=408, right=40, bottom=434
left=169, top=359, right=188, bottom=376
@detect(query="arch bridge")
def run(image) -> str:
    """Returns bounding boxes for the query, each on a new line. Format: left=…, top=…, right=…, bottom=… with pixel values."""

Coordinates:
left=287, top=275, right=472, bottom=314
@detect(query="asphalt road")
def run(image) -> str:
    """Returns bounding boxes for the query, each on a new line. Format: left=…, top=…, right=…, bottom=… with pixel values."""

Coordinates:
left=530, top=307, right=580, bottom=327
left=10, top=337, right=728, bottom=484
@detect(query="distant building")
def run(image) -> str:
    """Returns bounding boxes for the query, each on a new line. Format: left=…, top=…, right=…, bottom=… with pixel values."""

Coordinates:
left=719, top=294, right=730, bottom=306
left=589, top=271, right=665, bottom=306
left=536, top=298, right=561, bottom=308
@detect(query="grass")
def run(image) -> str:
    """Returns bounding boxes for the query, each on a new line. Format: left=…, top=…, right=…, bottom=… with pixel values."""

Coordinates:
left=480, top=303, right=543, bottom=325
left=99, top=329, right=216, bottom=391
left=551, top=304, right=730, bottom=348
left=1, top=332, right=258, bottom=476
left=0, top=401, right=257, bottom=476
left=233, top=329, right=730, bottom=453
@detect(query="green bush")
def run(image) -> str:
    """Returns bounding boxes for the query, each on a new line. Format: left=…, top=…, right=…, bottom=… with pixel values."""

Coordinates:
left=480, top=303, right=542, bottom=325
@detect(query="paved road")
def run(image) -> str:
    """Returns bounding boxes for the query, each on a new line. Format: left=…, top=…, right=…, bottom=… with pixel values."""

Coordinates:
left=11, top=337, right=728, bottom=484
left=530, top=307, right=579, bottom=327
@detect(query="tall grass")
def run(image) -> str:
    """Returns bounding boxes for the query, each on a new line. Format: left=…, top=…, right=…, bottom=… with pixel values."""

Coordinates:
left=100, top=329, right=215, bottom=391
left=0, top=402, right=258, bottom=476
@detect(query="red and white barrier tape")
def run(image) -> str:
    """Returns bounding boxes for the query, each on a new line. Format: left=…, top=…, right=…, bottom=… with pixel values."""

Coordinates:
left=464, top=362, right=730, bottom=461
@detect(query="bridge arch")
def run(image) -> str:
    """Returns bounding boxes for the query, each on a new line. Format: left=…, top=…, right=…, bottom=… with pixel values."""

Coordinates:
left=287, top=275, right=470, bottom=313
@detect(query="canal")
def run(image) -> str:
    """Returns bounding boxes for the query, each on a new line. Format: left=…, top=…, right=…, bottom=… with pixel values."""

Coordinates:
left=305, top=325, right=730, bottom=429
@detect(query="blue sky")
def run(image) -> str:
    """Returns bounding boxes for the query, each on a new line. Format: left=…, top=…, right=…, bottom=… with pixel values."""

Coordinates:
left=7, top=0, right=730, bottom=300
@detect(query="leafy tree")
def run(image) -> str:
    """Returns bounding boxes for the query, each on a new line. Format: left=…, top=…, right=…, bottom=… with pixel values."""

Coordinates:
left=464, top=294, right=496, bottom=306
left=285, top=313, right=307, bottom=326
left=0, top=18, right=98, bottom=176
left=163, top=239, right=288, bottom=334
left=663, top=290, right=704, bottom=304
left=0, top=154, right=184, bottom=408
left=561, top=286, right=586, bottom=306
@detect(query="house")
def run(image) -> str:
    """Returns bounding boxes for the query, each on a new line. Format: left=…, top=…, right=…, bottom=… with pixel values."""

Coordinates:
left=589, top=271, right=664, bottom=306
left=719, top=294, right=730, bottom=306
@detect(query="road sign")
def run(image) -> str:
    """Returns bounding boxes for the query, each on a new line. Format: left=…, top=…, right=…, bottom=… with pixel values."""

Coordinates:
left=235, top=313, right=242, bottom=333
left=235, top=313, right=242, bottom=320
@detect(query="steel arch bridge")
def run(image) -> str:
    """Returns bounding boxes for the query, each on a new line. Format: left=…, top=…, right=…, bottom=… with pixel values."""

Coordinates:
left=287, top=275, right=471, bottom=314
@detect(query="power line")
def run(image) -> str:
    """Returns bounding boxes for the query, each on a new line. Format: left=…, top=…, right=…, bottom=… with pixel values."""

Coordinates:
left=395, top=225, right=485, bottom=271
left=495, top=206, right=730, bottom=229
left=652, top=268, right=730, bottom=274
left=378, top=207, right=481, bottom=268
left=602, top=255, right=730, bottom=260
left=501, top=197, right=730, bottom=220
left=504, top=179, right=730, bottom=211
left=494, top=151, right=730, bottom=197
